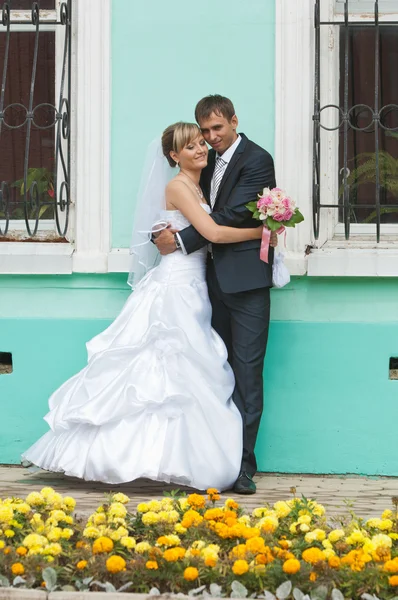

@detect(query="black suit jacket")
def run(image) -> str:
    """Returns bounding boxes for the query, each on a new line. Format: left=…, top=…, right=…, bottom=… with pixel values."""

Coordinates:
left=178, top=133, right=276, bottom=294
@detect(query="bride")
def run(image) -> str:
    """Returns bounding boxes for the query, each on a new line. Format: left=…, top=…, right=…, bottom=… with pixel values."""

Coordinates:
left=22, top=122, right=265, bottom=491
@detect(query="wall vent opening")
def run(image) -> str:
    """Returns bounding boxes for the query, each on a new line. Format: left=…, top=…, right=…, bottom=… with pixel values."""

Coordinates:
left=389, top=357, right=398, bottom=380
left=0, top=352, right=13, bottom=375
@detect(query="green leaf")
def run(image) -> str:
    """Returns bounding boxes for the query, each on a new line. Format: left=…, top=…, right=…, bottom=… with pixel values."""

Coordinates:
left=246, top=201, right=258, bottom=213
left=42, top=567, right=57, bottom=592
left=276, top=581, right=292, bottom=600
left=0, top=575, right=10, bottom=587
left=265, top=217, right=282, bottom=232
left=290, top=209, right=304, bottom=224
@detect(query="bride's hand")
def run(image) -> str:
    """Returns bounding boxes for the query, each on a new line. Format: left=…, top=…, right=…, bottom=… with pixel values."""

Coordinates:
left=270, top=230, right=278, bottom=247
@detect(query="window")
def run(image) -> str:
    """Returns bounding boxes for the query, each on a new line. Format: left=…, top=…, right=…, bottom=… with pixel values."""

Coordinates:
left=0, top=0, right=71, bottom=240
left=0, top=0, right=111, bottom=275
left=313, top=0, right=398, bottom=243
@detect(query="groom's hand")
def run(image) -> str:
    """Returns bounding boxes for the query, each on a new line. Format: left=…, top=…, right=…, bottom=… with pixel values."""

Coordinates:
left=270, top=231, right=278, bottom=248
left=155, top=228, right=179, bottom=255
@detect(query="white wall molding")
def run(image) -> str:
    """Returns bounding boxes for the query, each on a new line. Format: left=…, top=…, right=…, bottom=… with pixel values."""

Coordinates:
left=0, top=243, right=73, bottom=274
left=71, top=0, right=111, bottom=273
left=275, top=0, right=314, bottom=275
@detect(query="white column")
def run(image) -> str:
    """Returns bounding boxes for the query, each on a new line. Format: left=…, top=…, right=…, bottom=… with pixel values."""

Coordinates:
left=72, top=0, right=111, bottom=272
left=275, top=0, right=314, bottom=274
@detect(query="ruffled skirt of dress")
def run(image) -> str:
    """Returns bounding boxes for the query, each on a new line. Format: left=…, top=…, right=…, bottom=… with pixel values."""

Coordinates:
left=21, top=257, right=242, bottom=491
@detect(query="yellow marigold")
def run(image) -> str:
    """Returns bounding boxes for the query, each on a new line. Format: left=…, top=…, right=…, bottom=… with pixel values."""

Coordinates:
left=43, top=543, right=62, bottom=556
left=0, top=541, right=5, bottom=550
left=77, top=560, right=88, bottom=570
left=146, top=560, right=158, bottom=570
left=328, top=529, right=345, bottom=543
left=283, top=558, right=301, bottom=574
left=135, top=541, right=151, bottom=554
left=83, top=526, right=100, bottom=538
left=16, top=546, right=27, bottom=556
left=120, top=536, right=136, bottom=549
left=300, top=524, right=310, bottom=533
left=382, top=510, right=393, bottom=520
left=230, top=544, right=247, bottom=559
left=290, top=523, right=298, bottom=534
left=309, top=572, right=317, bottom=582
left=204, top=508, right=224, bottom=521
left=4, top=530, right=14, bottom=538
left=311, top=502, right=326, bottom=516
left=298, top=515, right=311, bottom=525
left=92, top=536, right=114, bottom=554
left=225, top=499, right=239, bottom=510
left=108, top=503, right=127, bottom=519
left=187, top=494, right=206, bottom=509
left=328, top=555, right=341, bottom=568
left=238, top=515, right=251, bottom=526
left=232, top=559, right=249, bottom=575
left=25, top=492, right=44, bottom=506
left=346, top=529, right=366, bottom=545
left=390, top=533, right=398, bottom=540
left=23, top=534, right=47, bottom=548
left=13, top=503, right=31, bottom=515
left=60, top=528, right=74, bottom=540
left=160, top=497, right=174, bottom=510
left=62, top=496, right=76, bottom=511
left=389, top=575, right=398, bottom=587
left=174, top=523, right=187, bottom=534
left=163, top=547, right=186, bottom=562
left=137, top=503, right=149, bottom=513
left=110, top=526, right=129, bottom=542
left=179, top=498, right=189, bottom=510
left=245, top=536, right=266, bottom=554
left=252, top=507, right=269, bottom=518
left=260, top=515, right=279, bottom=534
left=182, top=566, right=198, bottom=581
left=274, top=501, right=292, bottom=518
left=106, top=555, right=126, bottom=574
left=0, top=506, right=13, bottom=523
left=372, top=533, right=392, bottom=549
left=367, top=518, right=393, bottom=531
left=142, top=511, right=160, bottom=526
left=112, top=493, right=129, bottom=504
left=11, top=563, right=25, bottom=576
left=302, top=547, right=326, bottom=565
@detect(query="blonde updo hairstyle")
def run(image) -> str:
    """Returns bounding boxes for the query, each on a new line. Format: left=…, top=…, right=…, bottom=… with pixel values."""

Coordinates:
left=162, top=122, right=201, bottom=168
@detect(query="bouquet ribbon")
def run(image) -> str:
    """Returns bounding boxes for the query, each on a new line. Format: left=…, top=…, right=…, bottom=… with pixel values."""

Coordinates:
left=260, top=226, right=286, bottom=263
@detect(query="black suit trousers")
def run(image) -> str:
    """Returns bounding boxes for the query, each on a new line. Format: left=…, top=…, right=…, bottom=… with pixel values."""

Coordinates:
left=207, top=258, right=270, bottom=476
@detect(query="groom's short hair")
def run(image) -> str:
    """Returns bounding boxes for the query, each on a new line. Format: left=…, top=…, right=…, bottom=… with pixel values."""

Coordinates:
left=195, top=95, right=236, bottom=123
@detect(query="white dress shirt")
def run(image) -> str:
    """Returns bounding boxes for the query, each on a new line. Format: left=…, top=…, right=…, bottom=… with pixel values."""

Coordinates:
left=177, top=134, right=242, bottom=254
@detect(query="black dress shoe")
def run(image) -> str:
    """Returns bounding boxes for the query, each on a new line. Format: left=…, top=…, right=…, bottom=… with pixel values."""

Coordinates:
left=233, top=471, right=256, bottom=495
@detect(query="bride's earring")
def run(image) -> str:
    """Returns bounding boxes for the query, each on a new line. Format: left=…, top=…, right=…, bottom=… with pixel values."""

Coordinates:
left=175, top=161, right=179, bottom=169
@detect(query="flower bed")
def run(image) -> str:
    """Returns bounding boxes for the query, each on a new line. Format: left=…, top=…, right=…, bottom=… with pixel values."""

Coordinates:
left=1, top=487, right=398, bottom=599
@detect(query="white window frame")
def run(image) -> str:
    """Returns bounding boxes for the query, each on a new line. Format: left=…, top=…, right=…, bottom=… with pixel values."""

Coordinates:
left=0, top=0, right=111, bottom=274
left=276, top=0, right=398, bottom=276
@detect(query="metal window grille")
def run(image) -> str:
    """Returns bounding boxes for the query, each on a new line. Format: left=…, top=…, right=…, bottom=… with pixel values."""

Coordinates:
left=313, top=0, right=398, bottom=242
left=0, top=0, right=71, bottom=239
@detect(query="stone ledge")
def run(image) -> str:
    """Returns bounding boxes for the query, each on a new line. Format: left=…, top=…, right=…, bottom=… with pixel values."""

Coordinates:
left=0, top=591, right=195, bottom=600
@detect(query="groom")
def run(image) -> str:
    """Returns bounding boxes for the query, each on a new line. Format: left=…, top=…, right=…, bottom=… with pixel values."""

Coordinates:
left=155, top=95, right=276, bottom=494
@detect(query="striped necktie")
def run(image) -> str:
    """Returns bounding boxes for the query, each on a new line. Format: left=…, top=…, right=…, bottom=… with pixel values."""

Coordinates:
left=210, top=157, right=226, bottom=208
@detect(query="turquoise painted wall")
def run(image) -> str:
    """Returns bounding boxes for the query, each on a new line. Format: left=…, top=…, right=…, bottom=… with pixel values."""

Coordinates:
left=2, top=275, right=398, bottom=475
left=111, top=0, right=276, bottom=248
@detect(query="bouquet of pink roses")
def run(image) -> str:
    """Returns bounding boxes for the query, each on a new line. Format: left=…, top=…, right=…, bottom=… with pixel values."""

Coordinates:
left=246, top=187, right=304, bottom=263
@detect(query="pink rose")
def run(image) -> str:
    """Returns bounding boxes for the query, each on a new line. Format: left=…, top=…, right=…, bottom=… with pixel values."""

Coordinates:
left=273, top=212, right=285, bottom=222
left=281, top=198, right=291, bottom=209
left=283, top=209, right=293, bottom=221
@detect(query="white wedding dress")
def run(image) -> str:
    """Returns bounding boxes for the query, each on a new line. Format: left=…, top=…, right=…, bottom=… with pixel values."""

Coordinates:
left=22, top=205, right=242, bottom=491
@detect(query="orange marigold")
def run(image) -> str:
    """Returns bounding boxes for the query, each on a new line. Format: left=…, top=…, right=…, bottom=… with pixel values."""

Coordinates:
left=389, top=575, right=398, bottom=587
left=302, top=547, right=326, bottom=565
left=16, top=547, right=27, bottom=556
left=384, top=558, right=398, bottom=573
left=181, top=509, right=203, bottom=528
left=328, top=556, right=341, bottom=569
left=283, top=558, right=301, bottom=575
left=204, top=508, right=224, bottom=521
left=207, top=488, right=220, bottom=502
left=146, top=560, right=158, bottom=570
left=309, top=572, right=317, bottom=582
left=187, top=494, right=206, bottom=509
left=11, top=563, right=25, bottom=576
left=106, top=555, right=126, bottom=574
left=225, top=499, right=239, bottom=510
left=92, top=536, right=114, bottom=554
left=163, top=547, right=186, bottom=562
left=230, top=544, right=247, bottom=559
left=76, top=560, right=87, bottom=570
left=184, top=567, right=199, bottom=581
